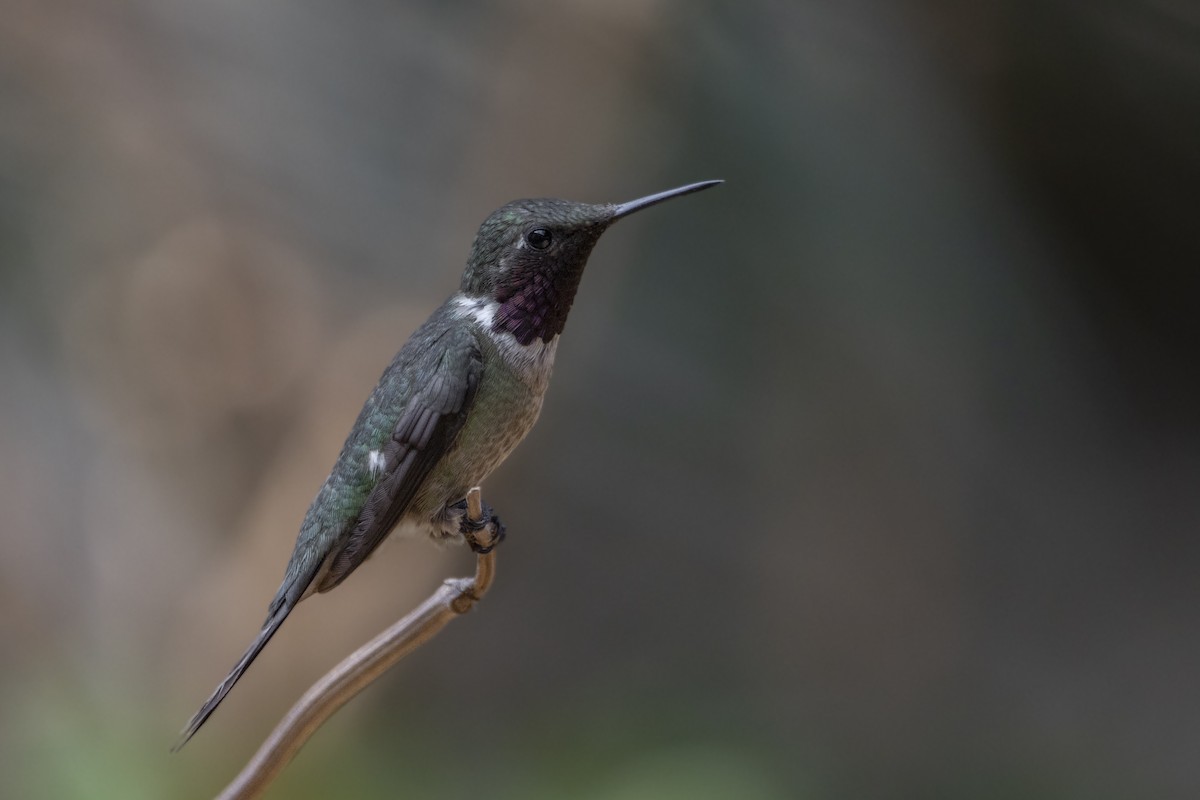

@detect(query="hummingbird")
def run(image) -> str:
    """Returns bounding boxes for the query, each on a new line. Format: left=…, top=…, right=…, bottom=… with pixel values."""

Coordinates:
left=173, top=179, right=721, bottom=749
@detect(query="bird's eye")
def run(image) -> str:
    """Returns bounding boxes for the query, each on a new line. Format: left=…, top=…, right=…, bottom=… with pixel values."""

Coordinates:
left=526, top=228, right=552, bottom=249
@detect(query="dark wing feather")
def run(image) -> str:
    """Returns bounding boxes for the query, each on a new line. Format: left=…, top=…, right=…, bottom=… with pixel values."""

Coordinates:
left=317, top=333, right=482, bottom=592
left=174, top=322, right=483, bottom=750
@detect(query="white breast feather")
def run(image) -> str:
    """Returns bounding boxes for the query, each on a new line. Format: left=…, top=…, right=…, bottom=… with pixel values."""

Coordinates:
left=451, top=295, right=557, bottom=382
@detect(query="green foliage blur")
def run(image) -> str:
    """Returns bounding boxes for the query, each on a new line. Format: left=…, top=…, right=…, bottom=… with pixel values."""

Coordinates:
left=2, top=1, right=1198, bottom=798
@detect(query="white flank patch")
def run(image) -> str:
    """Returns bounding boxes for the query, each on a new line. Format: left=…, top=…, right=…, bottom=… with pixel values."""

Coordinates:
left=367, top=449, right=386, bottom=478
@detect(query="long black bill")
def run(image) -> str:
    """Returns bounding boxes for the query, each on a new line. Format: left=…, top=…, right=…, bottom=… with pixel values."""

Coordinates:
left=612, top=179, right=723, bottom=219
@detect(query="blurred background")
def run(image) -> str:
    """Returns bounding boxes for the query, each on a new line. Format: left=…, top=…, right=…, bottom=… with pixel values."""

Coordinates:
left=2, top=1, right=1199, bottom=798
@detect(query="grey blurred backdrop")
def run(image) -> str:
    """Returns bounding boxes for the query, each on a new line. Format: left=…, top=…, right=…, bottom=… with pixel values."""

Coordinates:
left=2, top=1, right=1199, bottom=798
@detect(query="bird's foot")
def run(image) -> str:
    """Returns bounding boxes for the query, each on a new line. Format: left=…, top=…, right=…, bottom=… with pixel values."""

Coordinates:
left=449, top=498, right=506, bottom=554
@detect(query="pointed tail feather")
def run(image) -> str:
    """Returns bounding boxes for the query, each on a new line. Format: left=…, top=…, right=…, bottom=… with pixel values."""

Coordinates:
left=171, top=601, right=294, bottom=751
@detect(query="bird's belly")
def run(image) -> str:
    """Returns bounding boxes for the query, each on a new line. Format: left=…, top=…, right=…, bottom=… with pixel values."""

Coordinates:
left=411, top=360, right=546, bottom=521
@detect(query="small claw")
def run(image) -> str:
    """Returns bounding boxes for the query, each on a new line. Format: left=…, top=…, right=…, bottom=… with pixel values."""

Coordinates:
left=453, top=499, right=506, bottom=553
left=466, top=516, right=506, bottom=554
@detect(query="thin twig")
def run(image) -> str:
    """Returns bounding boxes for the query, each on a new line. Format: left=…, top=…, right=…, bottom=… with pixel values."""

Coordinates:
left=214, top=487, right=498, bottom=800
